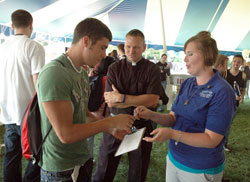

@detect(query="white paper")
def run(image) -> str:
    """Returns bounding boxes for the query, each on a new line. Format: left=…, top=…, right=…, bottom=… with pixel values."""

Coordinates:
left=114, top=127, right=146, bottom=157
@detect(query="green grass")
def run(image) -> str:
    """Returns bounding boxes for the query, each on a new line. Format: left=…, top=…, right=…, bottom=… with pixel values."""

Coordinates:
left=1, top=100, right=250, bottom=181
left=222, top=99, right=250, bottom=182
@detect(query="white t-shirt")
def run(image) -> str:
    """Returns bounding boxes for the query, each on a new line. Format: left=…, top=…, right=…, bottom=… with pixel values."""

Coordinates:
left=0, top=35, right=45, bottom=125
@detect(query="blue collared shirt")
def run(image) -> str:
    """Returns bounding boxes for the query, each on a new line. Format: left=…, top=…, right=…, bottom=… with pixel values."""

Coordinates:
left=169, top=70, right=236, bottom=170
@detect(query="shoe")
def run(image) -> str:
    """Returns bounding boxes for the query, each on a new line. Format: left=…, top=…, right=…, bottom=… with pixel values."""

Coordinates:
left=222, top=177, right=230, bottom=182
left=224, top=145, right=231, bottom=152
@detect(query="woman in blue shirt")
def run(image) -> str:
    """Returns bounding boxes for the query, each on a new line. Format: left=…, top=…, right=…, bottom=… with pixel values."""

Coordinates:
left=134, top=31, right=236, bottom=182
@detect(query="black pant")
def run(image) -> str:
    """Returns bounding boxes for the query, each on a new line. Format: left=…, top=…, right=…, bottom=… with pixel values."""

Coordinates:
left=93, top=125, right=153, bottom=182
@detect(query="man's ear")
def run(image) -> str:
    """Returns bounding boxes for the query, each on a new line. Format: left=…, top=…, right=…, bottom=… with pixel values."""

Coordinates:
left=81, top=36, right=90, bottom=47
left=11, top=24, right=14, bottom=29
left=143, top=43, right=147, bottom=52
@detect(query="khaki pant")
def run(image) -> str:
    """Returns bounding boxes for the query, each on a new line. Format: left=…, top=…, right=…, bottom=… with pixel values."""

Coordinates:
left=166, top=155, right=223, bottom=182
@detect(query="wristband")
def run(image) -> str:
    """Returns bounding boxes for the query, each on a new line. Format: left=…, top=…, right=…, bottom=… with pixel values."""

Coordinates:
left=122, top=94, right=126, bottom=103
left=175, top=131, right=182, bottom=146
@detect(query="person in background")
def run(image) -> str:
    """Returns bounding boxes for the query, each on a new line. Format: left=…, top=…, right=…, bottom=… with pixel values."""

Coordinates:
left=90, top=56, right=115, bottom=119
left=224, top=55, right=247, bottom=106
left=37, top=18, right=134, bottom=182
left=243, top=61, right=250, bottom=99
left=213, top=54, right=233, bottom=182
left=88, top=56, right=115, bottom=158
left=93, top=29, right=162, bottom=182
left=222, top=55, right=247, bottom=154
left=135, top=31, right=236, bottom=182
left=0, top=9, right=45, bottom=182
left=110, top=49, right=119, bottom=61
left=156, top=53, right=170, bottom=112
left=117, top=43, right=126, bottom=60
left=213, top=54, right=228, bottom=75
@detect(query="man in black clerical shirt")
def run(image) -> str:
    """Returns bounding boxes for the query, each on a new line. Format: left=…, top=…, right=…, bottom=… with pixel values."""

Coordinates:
left=93, top=29, right=162, bottom=182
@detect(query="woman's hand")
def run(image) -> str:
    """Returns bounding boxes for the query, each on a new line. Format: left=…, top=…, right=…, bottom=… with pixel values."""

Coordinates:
left=143, top=128, right=172, bottom=142
left=134, top=106, right=152, bottom=120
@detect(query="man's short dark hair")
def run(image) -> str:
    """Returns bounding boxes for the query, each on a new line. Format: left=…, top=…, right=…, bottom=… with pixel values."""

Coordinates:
left=126, top=29, right=145, bottom=42
left=72, top=18, right=112, bottom=45
left=11, top=9, right=33, bottom=28
left=161, top=53, right=167, bottom=58
left=117, top=43, right=125, bottom=52
left=234, top=54, right=244, bottom=63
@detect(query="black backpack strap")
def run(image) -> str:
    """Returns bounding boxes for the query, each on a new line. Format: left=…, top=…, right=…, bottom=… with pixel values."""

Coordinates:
left=33, top=125, right=52, bottom=165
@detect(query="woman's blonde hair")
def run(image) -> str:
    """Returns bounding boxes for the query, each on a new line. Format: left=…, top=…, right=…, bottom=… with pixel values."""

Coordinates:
left=214, top=54, right=228, bottom=68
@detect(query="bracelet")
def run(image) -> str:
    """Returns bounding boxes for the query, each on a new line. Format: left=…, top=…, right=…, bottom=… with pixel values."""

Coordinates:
left=122, top=94, right=126, bottom=103
left=175, top=131, right=182, bottom=146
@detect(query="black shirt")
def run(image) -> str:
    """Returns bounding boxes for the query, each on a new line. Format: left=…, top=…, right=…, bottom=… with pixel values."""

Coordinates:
left=225, top=69, right=246, bottom=106
left=156, top=61, right=170, bottom=81
left=106, top=58, right=161, bottom=116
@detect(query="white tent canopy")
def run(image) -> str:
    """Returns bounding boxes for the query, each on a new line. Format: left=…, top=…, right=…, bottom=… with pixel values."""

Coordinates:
left=0, top=0, right=250, bottom=55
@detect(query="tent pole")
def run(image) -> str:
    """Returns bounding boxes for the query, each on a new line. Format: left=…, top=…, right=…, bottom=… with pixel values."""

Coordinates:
left=159, top=0, right=167, bottom=54
left=207, top=0, right=223, bottom=31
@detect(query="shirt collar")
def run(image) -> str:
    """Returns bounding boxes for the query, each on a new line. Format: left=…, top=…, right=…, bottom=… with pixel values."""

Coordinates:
left=192, top=69, right=219, bottom=89
left=64, top=54, right=83, bottom=73
left=126, top=57, right=144, bottom=67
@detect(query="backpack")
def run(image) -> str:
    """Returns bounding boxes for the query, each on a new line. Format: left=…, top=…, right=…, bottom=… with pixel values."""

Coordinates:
left=21, top=92, right=52, bottom=165
left=88, top=74, right=105, bottom=112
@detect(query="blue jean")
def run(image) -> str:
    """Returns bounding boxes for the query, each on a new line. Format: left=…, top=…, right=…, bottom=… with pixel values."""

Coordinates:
left=40, top=158, right=93, bottom=182
left=87, top=136, right=94, bottom=158
left=3, top=124, right=22, bottom=182
left=161, top=80, right=167, bottom=90
left=245, top=80, right=250, bottom=98
left=3, top=124, right=41, bottom=182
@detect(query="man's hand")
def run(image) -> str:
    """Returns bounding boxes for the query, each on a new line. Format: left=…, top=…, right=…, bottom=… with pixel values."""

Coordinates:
left=240, top=96, right=244, bottom=103
left=110, top=128, right=129, bottom=140
left=104, top=85, right=123, bottom=103
left=111, top=114, right=135, bottom=132
left=236, top=95, right=241, bottom=101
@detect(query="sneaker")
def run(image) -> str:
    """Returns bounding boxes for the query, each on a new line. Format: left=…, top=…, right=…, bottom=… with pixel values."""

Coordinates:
left=224, top=145, right=231, bottom=152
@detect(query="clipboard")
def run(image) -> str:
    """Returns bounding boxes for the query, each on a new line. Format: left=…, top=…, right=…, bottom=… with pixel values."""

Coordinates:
left=114, top=127, right=146, bottom=157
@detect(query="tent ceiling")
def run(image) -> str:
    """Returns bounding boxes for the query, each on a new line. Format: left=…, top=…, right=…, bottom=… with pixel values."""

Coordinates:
left=0, top=0, right=250, bottom=52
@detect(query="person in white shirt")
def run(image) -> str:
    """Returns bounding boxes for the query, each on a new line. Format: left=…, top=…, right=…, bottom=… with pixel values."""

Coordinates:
left=0, top=9, right=45, bottom=182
